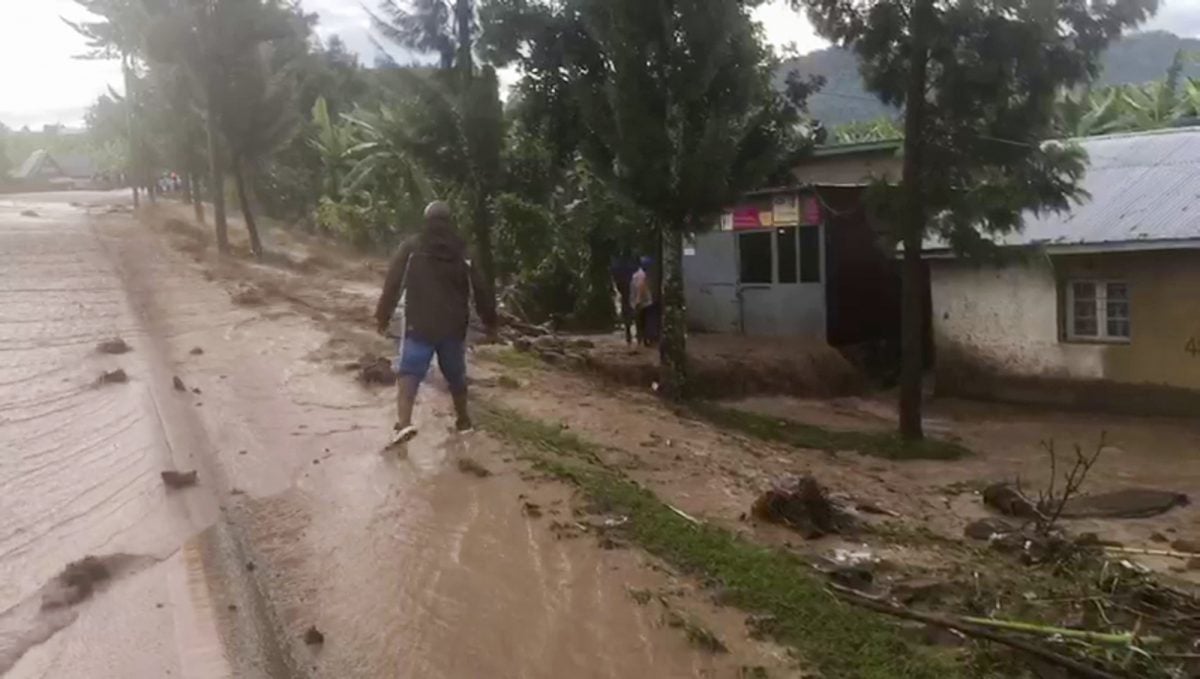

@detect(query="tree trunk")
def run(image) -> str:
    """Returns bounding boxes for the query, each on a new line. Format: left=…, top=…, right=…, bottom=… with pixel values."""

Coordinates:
left=121, top=55, right=140, bottom=209
left=233, top=157, right=264, bottom=259
left=658, top=225, right=688, bottom=400
left=472, top=197, right=496, bottom=289
left=898, top=0, right=933, bottom=441
left=190, top=172, right=205, bottom=224
left=205, top=114, right=229, bottom=253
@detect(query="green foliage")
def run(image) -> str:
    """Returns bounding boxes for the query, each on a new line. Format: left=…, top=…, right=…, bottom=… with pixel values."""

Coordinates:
left=833, top=117, right=902, bottom=143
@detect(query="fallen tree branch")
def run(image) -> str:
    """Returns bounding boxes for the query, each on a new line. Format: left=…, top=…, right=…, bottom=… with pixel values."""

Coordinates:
left=1103, top=546, right=1200, bottom=560
left=827, top=583, right=1128, bottom=679
left=961, top=616, right=1161, bottom=646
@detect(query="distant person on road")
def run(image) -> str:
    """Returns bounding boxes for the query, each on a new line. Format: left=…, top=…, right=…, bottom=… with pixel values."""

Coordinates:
left=610, top=256, right=637, bottom=345
left=630, top=256, right=655, bottom=347
left=375, top=200, right=497, bottom=448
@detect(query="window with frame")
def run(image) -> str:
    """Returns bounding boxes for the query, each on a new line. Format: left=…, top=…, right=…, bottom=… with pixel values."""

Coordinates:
left=1067, top=280, right=1130, bottom=342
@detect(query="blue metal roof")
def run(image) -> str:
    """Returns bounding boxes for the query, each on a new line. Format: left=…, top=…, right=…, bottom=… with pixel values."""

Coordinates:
left=931, top=127, right=1200, bottom=253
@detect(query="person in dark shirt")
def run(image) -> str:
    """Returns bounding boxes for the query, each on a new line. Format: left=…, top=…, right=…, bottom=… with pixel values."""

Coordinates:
left=375, top=201, right=497, bottom=447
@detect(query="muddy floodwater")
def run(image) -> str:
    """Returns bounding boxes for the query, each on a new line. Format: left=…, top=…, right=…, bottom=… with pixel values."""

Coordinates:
left=0, top=193, right=766, bottom=678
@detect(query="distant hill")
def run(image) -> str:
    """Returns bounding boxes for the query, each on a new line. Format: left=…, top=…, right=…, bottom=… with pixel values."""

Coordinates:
left=783, top=31, right=1200, bottom=127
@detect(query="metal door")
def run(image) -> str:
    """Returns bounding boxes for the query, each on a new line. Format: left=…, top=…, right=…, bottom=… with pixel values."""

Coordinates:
left=683, top=231, right=740, bottom=333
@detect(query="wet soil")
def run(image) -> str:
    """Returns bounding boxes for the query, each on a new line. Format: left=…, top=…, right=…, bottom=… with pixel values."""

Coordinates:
left=112, top=202, right=802, bottom=676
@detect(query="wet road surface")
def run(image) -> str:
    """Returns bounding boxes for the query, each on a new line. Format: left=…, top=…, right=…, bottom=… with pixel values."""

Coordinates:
left=0, top=193, right=762, bottom=677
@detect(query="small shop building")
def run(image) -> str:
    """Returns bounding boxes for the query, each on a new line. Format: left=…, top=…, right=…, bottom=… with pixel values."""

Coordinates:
left=925, top=128, right=1200, bottom=414
left=683, top=140, right=905, bottom=350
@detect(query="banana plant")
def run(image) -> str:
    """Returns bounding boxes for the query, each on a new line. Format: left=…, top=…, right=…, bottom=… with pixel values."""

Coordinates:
left=309, top=96, right=356, bottom=201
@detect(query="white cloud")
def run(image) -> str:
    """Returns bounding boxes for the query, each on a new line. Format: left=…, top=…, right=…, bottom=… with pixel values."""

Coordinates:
left=0, top=0, right=123, bottom=129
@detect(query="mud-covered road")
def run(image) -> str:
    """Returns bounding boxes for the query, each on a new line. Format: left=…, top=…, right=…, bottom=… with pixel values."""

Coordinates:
left=0, top=193, right=753, bottom=678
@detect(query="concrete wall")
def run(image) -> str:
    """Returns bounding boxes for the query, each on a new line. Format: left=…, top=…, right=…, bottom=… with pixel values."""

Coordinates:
left=791, top=151, right=901, bottom=186
left=931, top=250, right=1200, bottom=413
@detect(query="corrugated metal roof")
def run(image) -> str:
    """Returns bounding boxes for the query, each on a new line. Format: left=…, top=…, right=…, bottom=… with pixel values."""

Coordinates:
left=930, top=127, right=1200, bottom=253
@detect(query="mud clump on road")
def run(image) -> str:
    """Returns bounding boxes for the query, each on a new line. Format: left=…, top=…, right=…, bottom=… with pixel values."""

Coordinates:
left=457, top=458, right=493, bottom=478
left=303, top=625, right=325, bottom=646
left=231, top=284, right=267, bottom=307
left=161, top=470, right=198, bottom=489
left=41, top=556, right=111, bottom=610
left=354, top=356, right=396, bottom=387
left=95, top=369, right=129, bottom=386
left=96, top=337, right=131, bottom=354
left=751, top=475, right=856, bottom=538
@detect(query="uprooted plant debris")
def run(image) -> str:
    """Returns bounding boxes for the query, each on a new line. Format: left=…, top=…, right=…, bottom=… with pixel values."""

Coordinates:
left=96, top=337, right=131, bottom=355
left=456, top=458, right=492, bottom=478
left=750, top=475, right=858, bottom=538
left=161, top=470, right=198, bottom=489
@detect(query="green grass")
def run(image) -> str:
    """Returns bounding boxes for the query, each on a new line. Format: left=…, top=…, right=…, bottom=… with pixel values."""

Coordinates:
left=480, top=347, right=544, bottom=372
left=477, top=402, right=966, bottom=679
left=689, top=401, right=970, bottom=461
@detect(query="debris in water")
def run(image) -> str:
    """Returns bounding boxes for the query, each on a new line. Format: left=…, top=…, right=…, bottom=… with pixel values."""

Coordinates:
left=356, top=356, right=396, bottom=386
left=190, top=347, right=204, bottom=355
left=231, top=285, right=266, bottom=306
left=41, top=556, right=111, bottom=610
left=173, top=376, right=186, bottom=391
left=246, top=562, right=256, bottom=572
left=161, top=470, right=198, bottom=489
left=191, top=387, right=202, bottom=395
left=522, top=501, right=544, bottom=518
left=96, top=338, right=131, bottom=354
left=456, top=458, right=492, bottom=478
left=20, top=209, right=39, bottom=218
left=303, top=625, right=325, bottom=645
left=751, top=475, right=856, bottom=538
left=964, top=517, right=1017, bottom=541
left=96, top=369, right=129, bottom=385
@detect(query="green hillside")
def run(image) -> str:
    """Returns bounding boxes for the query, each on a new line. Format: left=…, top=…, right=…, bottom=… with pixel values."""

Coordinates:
left=784, top=30, right=1200, bottom=126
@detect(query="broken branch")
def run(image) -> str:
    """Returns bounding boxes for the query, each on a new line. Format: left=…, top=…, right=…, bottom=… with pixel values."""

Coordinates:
left=960, top=616, right=1161, bottom=646
left=827, top=583, right=1127, bottom=679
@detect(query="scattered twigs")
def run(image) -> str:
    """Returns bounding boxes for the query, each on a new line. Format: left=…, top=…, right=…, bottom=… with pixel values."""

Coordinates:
left=828, top=583, right=1129, bottom=679
left=668, top=504, right=701, bottom=525
left=959, top=616, right=1161, bottom=646
left=1102, top=546, right=1200, bottom=560
left=1032, top=433, right=1106, bottom=535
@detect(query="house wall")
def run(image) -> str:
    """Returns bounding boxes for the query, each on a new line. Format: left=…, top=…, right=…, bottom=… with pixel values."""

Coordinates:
left=791, top=151, right=901, bottom=186
left=931, top=250, right=1200, bottom=414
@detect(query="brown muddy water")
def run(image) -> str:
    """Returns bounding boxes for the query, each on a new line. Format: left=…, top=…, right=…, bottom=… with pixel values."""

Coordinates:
left=1, top=194, right=769, bottom=678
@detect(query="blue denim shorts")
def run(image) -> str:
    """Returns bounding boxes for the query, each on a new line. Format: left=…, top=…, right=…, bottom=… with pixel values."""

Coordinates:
left=393, top=336, right=468, bottom=392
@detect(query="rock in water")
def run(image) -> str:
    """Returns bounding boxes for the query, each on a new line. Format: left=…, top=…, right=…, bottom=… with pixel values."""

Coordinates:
left=96, top=369, right=129, bottom=385
left=161, top=470, right=198, bottom=489
left=303, top=626, right=325, bottom=645
left=96, top=338, right=131, bottom=354
left=173, top=376, right=187, bottom=392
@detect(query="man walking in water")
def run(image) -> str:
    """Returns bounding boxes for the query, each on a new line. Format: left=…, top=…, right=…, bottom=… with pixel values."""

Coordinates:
left=375, top=200, right=497, bottom=447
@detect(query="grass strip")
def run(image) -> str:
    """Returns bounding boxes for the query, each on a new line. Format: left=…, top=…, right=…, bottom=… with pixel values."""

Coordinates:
left=688, top=401, right=970, bottom=460
left=477, top=402, right=966, bottom=679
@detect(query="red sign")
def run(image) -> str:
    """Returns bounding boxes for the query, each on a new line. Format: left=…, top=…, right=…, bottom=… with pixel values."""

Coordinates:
left=732, top=207, right=761, bottom=230
left=802, top=196, right=821, bottom=225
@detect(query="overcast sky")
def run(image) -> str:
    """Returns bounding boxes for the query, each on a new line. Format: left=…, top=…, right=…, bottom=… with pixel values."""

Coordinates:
left=1, top=0, right=1197, bottom=130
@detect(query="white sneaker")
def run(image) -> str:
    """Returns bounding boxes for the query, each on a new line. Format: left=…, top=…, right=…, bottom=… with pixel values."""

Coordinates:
left=388, top=424, right=418, bottom=448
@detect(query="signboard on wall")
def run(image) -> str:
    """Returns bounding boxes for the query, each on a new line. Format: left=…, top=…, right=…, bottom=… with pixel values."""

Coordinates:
left=802, top=195, right=821, bottom=225
left=732, top=207, right=761, bottom=229
left=719, top=212, right=733, bottom=231
left=772, top=194, right=799, bottom=225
